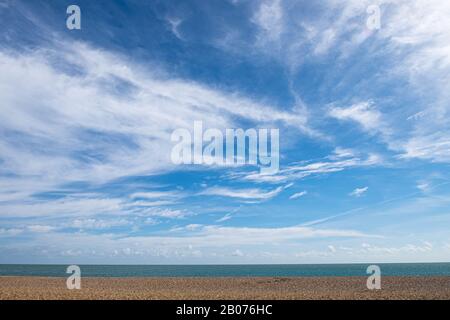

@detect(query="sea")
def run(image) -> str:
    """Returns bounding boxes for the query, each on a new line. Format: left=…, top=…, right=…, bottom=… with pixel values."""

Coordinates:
left=0, top=263, right=449, bottom=277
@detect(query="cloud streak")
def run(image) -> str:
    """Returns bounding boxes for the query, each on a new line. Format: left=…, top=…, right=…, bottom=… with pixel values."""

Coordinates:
left=349, top=187, right=369, bottom=197
left=289, top=191, right=307, bottom=200
left=0, top=41, right=309, bottom=200
left=199, top=186, right=284, bottom=201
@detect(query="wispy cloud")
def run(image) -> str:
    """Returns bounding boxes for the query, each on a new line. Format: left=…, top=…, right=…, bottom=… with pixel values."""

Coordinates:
left=239, top=152, right=381, bottom=183
left=328, top=101, right=383, bottom=134
left=252, top=0, right=283, bottom=42
left=216, top=214, right=232, bottom=222
left=349, top=187, right=369, bottom=197
left=232, top=249, right=244, bottom=257
left=129, top=191, right=182, bottom=199
left=0, top=221, right=383, bottom=263
left=289, top=191, right=307, bottom=200
left=0, top=228, right=23, bottom=237
left=26, top=225, right=55, bottom=233
left=67, top=218, right=131, bottom=230
left=199, top=186, right=284, bottom=201
left=166, top=16, right=184, bottom=40
left=0, top=41, right=308, bottom=201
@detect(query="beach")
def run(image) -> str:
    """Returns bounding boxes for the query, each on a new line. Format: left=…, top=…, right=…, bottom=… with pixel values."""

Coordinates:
left=1, top=276, right=449, bottom=300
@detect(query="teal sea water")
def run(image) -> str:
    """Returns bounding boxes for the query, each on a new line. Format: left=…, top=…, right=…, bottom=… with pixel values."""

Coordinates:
left=0, top=263, right=449, bottom=277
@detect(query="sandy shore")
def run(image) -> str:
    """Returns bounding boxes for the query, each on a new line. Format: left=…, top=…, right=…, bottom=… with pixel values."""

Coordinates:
left=1, top=276, right=449, bottom=300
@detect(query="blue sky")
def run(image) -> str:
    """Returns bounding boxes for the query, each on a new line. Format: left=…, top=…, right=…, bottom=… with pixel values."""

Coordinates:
left=0, top=0, right=450, bottom=264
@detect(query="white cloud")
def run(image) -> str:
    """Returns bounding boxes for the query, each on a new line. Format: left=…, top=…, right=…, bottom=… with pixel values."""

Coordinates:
left=68, top=218, right=130, bottom=230
left=330, top=147, right=355, bottom=160
left=0, top=196, right=124, bottom=218
left=129, top=200, right=176, bottom=207
left=216, top=213, right=232, bottom=222
left=130, top=191, right=182, bottom=199
left=349, top=187, right=369, bottom=197
left=232, top=249, right=244, bottom=257
left=166, top=17, right=183, bottom=40
left=359, top=242, right=434, bottom=255
left=0, top=38, right=317, bottom=226
left=328, top=101, right=383, bottom=133
left=0, top=228, right=23, bottom=236
left=314, top=28, right=337, bottom=55
left=0, top=41, right=309, bottom=203
left=5, top=224, right=376, bottom=255
left=289, top=191, right=307, bottom=200
left=243, top=0, right=450, bottom=166
left=416, top=182, right=430, bottom=193
left=27, top=225, right=55, bottom=233
left=185, top=225, right=376, bottom=245
left=323, top=0, right=450, bottom=163
left=219, top=0, right=450, bottom=154
left=398, top=133, right=450, bottom=163
left=252, top=0, right=283, bottom=42
left=137, top=208, right=188, bottom=219
left=240, top=152, right=381, bottom=183
left=0, top=191, right=190, bottom=221
left=199, top=186, right=284, bottom=201
left=236, top=171, right=290, bottom=183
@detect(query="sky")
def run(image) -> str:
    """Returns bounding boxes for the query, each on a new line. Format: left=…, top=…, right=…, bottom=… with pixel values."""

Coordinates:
left=0, top=0, right=450, bottom=264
